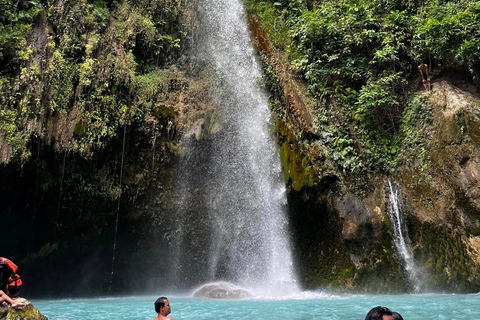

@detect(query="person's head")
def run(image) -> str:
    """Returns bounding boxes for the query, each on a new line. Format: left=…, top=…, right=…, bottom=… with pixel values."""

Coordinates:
left=365, top=306, right=394, bottom=320
left=6, top=284, right=20, bottom=297
left=154, top=296, right=171, bottom=315
left=392, top=312, right=404, bottom=320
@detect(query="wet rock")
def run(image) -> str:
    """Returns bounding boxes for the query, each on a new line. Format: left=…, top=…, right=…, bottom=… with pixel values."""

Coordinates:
left=0, top=297, right=47, bottom=320
left=193, top=282, right=252, bottom=299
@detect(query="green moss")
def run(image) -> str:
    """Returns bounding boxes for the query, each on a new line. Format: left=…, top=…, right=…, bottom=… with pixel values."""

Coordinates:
left=278, top=119, right=318, bottom=191
left=1, top=303, right=46, bottom=320
left=46, top=49, right=76, bottom=113
left=350, top=210, right=407, bottom=293
left=152, top=105, right=176, bottom=118
left=74, top=120, right=87, bottom=135
left=0, top=0, right=187, bottom=163
left=412, top=221, right=480, bottom=292
left=455, top=109, right=466, bottom=136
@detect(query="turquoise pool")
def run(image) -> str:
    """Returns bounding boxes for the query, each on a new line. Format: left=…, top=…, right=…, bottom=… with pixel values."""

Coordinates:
left=31, top=291, right=480, bottom=320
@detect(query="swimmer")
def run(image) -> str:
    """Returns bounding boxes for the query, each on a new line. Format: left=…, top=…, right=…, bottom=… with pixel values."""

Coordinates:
left=154, top=296, right=174, bottom=320
left=365, top=306, right=394, bottom=320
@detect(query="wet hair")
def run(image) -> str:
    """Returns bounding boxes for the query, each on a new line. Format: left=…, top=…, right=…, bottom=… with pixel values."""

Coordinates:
left=154, top=296, right=168, bottom=313
left=7, top=284, right=20, bottom=297
left=365, top=306, right=393, bottom=320
left=392, top=312, right=404, bottom=320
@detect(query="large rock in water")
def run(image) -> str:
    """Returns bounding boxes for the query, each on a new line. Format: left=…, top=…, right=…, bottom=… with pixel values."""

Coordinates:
left=193, top=282, right=252, bottom=299
left=0, top=297, right=47, bottom=320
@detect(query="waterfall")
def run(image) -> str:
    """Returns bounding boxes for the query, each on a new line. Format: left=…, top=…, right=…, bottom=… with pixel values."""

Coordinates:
left=387, top=180, right=419, bottom=291
left=170, top=0, right=299, bottom=296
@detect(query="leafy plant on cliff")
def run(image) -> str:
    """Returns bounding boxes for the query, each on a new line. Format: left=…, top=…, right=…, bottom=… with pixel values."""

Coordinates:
left=0, top=0, right=186, bottom=162
left=413, top=0, right=480, bottom=79
left=249, top=0, right=480, bottom=188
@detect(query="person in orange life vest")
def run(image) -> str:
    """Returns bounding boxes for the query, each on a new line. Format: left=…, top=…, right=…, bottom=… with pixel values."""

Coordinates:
left=0, top=258, right=25, bottom=308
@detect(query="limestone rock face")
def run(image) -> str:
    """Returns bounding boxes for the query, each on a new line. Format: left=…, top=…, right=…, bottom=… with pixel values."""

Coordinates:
left=193, top=282, right=252, bottom=299
left=0, top=298, right=47, bottom=320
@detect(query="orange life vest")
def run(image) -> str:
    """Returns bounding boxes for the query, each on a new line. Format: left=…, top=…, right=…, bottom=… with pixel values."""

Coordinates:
left=0, top=257, right=22, bottom=293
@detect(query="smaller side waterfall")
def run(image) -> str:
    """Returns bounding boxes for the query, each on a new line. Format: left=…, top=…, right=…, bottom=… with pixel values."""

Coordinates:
left=387, top=180, right=420, bottom=291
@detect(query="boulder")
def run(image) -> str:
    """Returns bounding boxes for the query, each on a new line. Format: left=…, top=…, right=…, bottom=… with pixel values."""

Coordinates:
left=0, top=297, right=47, bottom=320
left=193, top=282, right=252, bottom=299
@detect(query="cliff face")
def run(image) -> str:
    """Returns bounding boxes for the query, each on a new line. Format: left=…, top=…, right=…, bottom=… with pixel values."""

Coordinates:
left=248, top=7, right=480, bottom=292
left=0, top=0, right=216, bottom=297
left=1, top=0, right=480, bottom=297
left=399, top=80, right=480, bottom=291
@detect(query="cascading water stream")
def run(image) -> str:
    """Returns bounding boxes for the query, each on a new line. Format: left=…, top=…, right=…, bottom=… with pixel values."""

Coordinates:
left=171, top=0, right=299, bottom=296
left=387, top=180, right=420, bottom=291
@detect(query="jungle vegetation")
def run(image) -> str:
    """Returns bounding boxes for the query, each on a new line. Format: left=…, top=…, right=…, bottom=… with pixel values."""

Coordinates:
left=246, top=0, right=480, bottom=189
left=0, top=0, right=185, bottom=162
left=2, top=0, right=479, bottom=194
left=246, top=0, right=480, bottom=293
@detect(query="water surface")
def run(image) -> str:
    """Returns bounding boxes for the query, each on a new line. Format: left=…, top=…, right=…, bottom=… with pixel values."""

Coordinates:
left=32, top=292, right=480, bottom=320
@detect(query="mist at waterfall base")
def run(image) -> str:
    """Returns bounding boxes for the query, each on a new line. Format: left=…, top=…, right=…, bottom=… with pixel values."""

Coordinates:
left=165, top=0, right=297, bottom=296
left=32, top=293, right=480, bottom=320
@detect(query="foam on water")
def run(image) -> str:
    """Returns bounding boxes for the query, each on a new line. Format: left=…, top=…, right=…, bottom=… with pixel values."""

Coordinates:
left=253, top=290, right=345, bottom=301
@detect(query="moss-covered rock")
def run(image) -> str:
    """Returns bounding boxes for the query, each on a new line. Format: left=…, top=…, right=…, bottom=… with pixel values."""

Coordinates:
left=288, top=187, right=355, bottom=290
left=0, top=298, right=47, bottom=320
left=410, top=221, right=480, bottom=292
left=277, top=119, right=319, bottom=191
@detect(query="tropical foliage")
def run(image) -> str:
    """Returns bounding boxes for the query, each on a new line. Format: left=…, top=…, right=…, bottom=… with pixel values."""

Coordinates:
left=0, top=0, right=184, bottom=161
left=247, top=0, right=480, bottom=182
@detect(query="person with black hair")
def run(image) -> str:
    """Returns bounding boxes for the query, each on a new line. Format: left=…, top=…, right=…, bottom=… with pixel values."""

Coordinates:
left=0, top=258, right=24, bottom=308
left=154, top=296, right=174, bottom=320
left=365, top=306, right=394, bottom=320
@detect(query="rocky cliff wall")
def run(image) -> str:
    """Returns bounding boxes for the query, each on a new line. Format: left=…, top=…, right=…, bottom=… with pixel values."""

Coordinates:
left=248, top=12, right=480, bottom=293
left=0, top=0, right=216, bottom=297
